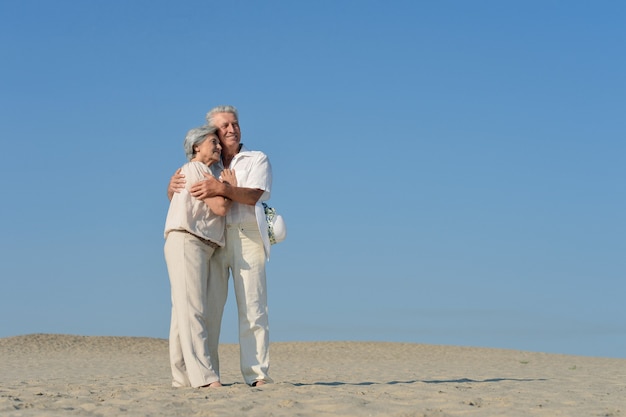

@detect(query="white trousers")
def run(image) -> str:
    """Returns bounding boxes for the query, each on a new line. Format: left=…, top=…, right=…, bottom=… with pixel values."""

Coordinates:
left=164, top=231, right=220, bottom=388
left=208, top=222, right=271, bottom=385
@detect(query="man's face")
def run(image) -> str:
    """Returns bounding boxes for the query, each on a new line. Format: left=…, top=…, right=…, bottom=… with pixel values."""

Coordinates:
left=212, top=112, right=241, bottom=148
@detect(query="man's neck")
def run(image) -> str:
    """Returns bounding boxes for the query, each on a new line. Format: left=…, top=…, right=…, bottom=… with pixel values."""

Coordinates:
left=222, top=143, right=242, bottom=168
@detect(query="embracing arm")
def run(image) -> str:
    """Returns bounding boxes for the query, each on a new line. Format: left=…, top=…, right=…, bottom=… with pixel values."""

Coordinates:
left=203, top=196, right=232, bottom=216
left=167, top=168, right=186, bottom=201
left=203, top=168, right=237, bottom=215
left=190, top=173, right=264, bottom=206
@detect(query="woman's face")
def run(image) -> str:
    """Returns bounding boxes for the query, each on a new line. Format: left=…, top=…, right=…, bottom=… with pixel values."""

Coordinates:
left=193, top=134, right=222, bottom=165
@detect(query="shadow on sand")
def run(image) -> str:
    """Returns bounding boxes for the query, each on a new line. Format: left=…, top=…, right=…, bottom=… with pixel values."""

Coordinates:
left=291, top=377, right=546, bottom=387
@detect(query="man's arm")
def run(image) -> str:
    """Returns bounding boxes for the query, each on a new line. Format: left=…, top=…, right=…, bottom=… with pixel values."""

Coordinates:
left=167, top=168, right=185, bottom=201
left=190, top=173, right=264, bottom=205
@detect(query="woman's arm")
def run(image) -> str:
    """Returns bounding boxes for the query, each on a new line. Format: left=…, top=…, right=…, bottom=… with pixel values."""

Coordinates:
left=203, top=196, right=232, bottom=216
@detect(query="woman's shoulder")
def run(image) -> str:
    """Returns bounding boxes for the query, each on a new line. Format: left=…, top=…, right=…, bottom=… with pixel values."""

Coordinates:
left=181, top=161, right=212, bottom=172
left=180, top=161, right=216, bottom=182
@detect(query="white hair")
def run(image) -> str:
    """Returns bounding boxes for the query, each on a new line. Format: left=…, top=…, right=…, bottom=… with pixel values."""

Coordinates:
left=205, top=105, right=239, bottom=127
left=183, top=125, right=217, bottom=161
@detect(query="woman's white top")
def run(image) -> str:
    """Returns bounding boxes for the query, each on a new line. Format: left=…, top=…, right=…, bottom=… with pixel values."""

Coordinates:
left=164, top=161, right=225, bottom=247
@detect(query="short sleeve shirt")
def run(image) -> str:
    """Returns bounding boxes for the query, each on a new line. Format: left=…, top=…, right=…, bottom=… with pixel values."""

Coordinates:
left=225, top=145, right=272, bottom=225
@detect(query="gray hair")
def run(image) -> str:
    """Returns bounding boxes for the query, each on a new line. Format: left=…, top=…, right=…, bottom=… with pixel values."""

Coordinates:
left=183, top=125, right=218, bottom=161
left=206, top=105, right=239, bottom=127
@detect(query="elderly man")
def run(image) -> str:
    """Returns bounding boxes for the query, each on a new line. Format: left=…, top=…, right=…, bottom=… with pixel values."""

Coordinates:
left=168, top=105, right=273, bottom=386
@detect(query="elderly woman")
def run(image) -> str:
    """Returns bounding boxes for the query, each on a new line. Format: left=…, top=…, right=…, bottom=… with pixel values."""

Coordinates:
left=163, top=125, right=236, bottom=388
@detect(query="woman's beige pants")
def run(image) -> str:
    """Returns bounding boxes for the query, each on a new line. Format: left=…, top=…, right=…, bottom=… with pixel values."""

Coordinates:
left=164, top=231, right=220, bottom=388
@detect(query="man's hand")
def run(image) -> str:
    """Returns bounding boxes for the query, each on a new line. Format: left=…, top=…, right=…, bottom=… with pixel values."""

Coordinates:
left=190, top=173, right=226, bottom=200
left=167, top=168, right=186, bottom=201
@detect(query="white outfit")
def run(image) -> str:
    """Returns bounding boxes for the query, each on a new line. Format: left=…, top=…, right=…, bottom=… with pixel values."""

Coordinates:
left=220, top=147, right=273, bottom=259
left=207, top=145, right=274, bottom=385
left=164, top=161, right=224, bottom=388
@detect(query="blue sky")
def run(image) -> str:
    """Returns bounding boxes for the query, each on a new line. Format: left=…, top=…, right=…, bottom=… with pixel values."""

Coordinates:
left=1, top=1, right=624, bottom=358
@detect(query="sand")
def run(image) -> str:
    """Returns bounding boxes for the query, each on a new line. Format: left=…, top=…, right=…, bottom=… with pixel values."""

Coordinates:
left=1, top=334, right=624, bottom=416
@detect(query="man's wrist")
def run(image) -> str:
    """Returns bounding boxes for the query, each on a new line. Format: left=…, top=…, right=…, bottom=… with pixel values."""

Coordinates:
left=220, top=181, right=233, bottom=199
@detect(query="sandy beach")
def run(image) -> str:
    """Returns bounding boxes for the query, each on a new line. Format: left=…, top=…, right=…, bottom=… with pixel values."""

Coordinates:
left=1, top=334, right=624, bottom=416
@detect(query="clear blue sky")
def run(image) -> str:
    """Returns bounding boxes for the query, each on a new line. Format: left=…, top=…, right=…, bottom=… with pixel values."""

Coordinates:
left=1, top=1, right=624, bottom=358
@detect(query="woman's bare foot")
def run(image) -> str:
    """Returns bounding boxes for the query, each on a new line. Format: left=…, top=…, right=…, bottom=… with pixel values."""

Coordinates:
left=201, top=381, right=222, bottom=388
